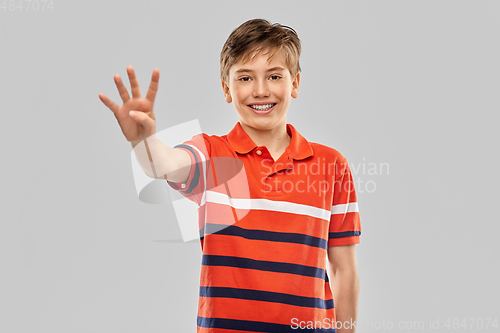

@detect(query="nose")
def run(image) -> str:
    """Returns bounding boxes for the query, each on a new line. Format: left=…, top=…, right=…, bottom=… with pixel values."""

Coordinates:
left=252, top=78, right=270, bottom=98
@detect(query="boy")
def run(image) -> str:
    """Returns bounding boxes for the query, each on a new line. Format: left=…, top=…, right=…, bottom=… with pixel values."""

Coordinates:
left=99, top=19, right=361, bottom=332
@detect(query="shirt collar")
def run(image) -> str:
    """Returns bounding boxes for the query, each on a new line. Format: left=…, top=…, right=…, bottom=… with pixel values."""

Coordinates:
left=227, top=122, right=313, bottom=160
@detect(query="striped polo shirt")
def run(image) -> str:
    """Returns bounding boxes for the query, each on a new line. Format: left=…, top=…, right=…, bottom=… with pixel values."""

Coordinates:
left=167, top=122, right=361, bottom=332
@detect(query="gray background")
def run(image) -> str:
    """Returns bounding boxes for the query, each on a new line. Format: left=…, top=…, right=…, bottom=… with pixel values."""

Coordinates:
left=2, top=0, right=499, bottom=332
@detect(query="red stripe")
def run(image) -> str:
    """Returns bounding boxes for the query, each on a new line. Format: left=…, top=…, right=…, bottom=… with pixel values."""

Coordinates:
left=202, top=234, right=327, bottom=268
left=200, top=266, right=333, bottom=300
left=197, top=297, right=335, bottom=326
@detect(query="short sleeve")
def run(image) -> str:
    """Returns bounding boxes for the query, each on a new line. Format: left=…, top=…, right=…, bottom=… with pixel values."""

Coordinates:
left=328, top=162, right=362, bottom=247
left=166, top=133, right=210, bottom=206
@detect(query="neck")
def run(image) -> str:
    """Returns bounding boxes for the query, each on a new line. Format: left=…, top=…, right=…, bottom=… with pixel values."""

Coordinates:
left=240, top=122, right=291, bottom=154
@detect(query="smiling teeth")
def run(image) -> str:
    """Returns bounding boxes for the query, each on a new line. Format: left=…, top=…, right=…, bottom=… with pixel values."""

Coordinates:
left=250, top=104, right=275, bottom=110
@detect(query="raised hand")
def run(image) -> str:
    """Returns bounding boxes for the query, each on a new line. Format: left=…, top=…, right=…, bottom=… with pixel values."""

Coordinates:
left=99, top=66, right=160, bottom=145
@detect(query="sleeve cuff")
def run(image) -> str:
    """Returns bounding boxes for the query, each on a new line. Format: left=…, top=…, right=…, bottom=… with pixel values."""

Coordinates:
left=166, top=146, right=198, bottom=194
left=328, top=235, right=360, bottom=247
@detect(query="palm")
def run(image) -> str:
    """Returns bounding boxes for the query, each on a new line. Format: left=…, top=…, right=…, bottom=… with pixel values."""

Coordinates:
left=99, top=66, right=159, bottom=143
left=115, top=97, right=155, bottom=141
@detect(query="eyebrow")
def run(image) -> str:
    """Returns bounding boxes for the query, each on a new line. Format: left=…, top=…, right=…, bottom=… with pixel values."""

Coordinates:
left=234, top=66, right=286, bottom=74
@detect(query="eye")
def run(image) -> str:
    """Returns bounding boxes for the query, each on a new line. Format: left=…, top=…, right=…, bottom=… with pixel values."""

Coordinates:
left=269, top=75, right=281, bottom=80
left=239, top=77, right=251, bottom=82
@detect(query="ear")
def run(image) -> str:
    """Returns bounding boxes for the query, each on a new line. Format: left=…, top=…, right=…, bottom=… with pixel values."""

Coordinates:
left=221, top=79, right=232, bottom=103
left=291, top=72, right=300, bottom=99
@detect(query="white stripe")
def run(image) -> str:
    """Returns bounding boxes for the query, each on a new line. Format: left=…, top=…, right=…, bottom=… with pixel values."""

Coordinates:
left=182, top=144, right=359, bottom=219
left=205, top=190, right=332, bottom=221
left=331, top=202, right=359, bottom=215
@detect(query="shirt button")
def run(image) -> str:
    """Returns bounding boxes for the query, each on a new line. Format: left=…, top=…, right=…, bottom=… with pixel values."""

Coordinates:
left=256, top=150, right=262, bottom=155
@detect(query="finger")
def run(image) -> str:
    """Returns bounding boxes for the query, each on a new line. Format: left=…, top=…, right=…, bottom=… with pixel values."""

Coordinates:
left=114, top=74, right=131, bottom=103
left=127, top=66, right=142, bottom=99
left=145, top=68, right=160, bottom=104
left=129, top=110, right=155, bottom=137
left=99, top=93, right=120, bottom=114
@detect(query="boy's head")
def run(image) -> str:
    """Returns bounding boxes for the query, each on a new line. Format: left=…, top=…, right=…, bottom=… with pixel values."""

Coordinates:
left=220, top=19, right=302, bottom=133
left=220, top=18, right=301, bottom=87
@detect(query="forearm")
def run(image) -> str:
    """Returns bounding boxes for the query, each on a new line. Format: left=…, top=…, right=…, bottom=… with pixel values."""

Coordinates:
left=330, top=268, right=359, bottom=333
left=131, top=137, right=190, bottom=182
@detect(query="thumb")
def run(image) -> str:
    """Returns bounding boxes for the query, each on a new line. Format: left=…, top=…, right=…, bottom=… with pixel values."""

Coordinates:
left=129, top=110, right=155, bottom=136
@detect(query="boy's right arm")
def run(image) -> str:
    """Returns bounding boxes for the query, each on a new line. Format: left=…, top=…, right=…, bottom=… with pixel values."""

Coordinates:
left=99, top=66, right=191, bottom=184
left=130, top=138, right=192, bottom=182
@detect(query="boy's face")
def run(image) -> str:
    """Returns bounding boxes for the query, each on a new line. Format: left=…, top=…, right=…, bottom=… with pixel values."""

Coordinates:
left=222, top=48, right=300, bottom=134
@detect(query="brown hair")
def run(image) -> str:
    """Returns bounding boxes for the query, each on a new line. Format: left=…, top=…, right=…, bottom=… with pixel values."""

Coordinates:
left=220, top=19, right=301, bottom=85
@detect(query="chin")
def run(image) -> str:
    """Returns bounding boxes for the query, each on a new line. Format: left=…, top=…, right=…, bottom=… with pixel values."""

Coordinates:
left=250, top=119, right=282, bottom=131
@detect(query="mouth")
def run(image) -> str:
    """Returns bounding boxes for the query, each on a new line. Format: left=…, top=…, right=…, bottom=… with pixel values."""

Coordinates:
left=247, top=103, right=277, bottom=114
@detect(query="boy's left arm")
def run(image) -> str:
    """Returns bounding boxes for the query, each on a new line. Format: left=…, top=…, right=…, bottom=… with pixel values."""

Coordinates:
left=328, top=244, right=359, bottom=333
